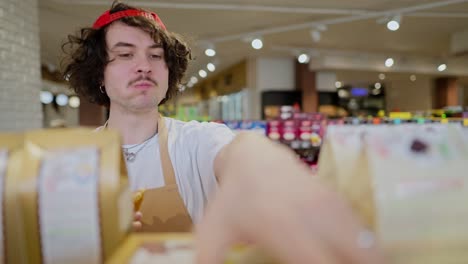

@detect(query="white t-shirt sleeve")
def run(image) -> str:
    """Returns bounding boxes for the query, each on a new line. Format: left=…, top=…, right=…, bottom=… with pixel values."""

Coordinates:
left=190, top=121, right=235, bottom=200
left=171, top=119, right=235, bottom=223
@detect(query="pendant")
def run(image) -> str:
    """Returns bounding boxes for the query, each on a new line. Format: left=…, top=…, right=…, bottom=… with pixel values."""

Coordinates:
left=123, top=149, right=136, bottom=162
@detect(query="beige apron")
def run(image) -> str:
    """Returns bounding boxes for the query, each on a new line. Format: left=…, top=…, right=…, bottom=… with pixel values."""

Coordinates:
left=137, top=116, right=193, bottom=232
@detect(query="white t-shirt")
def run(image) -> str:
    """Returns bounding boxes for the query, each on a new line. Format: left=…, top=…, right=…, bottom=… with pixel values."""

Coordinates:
left=99, top=117, right=235, bottom=223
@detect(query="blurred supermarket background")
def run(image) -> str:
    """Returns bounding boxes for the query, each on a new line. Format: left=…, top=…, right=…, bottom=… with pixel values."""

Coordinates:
left=2, top=0, right=468, bottom=168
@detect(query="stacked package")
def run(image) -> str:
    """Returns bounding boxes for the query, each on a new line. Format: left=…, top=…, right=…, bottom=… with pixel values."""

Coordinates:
left=0, top=133, right=27, bottom=264
left=5, top=128, right=133, bottom=264
left=2, top=128, right=280, bottom=264
left=318, top=123, right=468, bottom=263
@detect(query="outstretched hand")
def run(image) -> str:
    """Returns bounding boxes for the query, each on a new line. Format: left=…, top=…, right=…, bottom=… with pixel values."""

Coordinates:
left=195, top=133, right=385, bottom=264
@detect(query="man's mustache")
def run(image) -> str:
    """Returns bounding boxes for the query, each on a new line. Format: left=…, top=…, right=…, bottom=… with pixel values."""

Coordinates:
left=128, top=76, right=158, bottom=87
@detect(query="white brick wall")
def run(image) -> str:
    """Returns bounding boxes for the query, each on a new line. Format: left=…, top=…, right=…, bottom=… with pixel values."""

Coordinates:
left=0, top=0, right=42, bottom=131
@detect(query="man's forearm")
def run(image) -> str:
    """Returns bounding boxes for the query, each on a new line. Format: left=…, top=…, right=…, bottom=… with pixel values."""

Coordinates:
left=213, top=132, right=311, bottom=186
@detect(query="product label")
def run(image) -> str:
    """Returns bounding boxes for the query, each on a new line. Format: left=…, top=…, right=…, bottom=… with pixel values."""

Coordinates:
left=0, top=149, right=7, bottom=264
left=38, top=147, right=101, bottom=264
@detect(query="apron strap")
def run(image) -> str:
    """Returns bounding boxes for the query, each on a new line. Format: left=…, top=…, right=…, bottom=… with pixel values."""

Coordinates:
left=158, top=115, right=177, bottom=185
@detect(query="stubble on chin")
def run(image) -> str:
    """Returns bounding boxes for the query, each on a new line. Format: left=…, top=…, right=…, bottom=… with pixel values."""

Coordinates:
left=114, top=96, right=160, bottom=113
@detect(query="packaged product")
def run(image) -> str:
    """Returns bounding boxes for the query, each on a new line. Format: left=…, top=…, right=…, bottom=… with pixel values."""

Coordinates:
left=319, top=124, right=468, bottom=263
left=317, top=125, right=376, bottom=229
left=0, top=133, right=27, bottom=264
left=17, top=128, right=133, bottom=264
left=366, top=124, right=468, bottom=263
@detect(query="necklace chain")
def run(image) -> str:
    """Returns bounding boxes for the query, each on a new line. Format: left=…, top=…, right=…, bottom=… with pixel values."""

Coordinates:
left=103, top=119, right=158, bottom=163
left=122, top=136, right=152, bottom=162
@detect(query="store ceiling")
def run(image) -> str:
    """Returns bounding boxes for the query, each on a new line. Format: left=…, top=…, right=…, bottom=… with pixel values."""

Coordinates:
left=39, top=0, right=468, bottom=85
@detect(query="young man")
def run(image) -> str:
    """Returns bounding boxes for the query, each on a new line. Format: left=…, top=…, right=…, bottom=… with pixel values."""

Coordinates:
left=62, top=2, right=384, bottom=263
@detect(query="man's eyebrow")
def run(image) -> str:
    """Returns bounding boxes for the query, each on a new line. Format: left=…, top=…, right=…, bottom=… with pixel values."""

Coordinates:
left=149, top=43, right=163, bottom=49
left=110, top=42, right=135, bottom=49
left=110, top=42, right=162, bottom=50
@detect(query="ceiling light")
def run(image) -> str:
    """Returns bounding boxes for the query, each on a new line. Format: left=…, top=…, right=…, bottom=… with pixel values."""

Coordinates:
left=199, top=69, right=207, bottom=78
left=55, top=94, right=68, bottom=106
left=315, top=24, right=327, bottom=32
left=205, top=48, right=216, bottom=57
left=386, top=15, right=401, bottom=31
left=437, top=63, right=447, bottom=72
left=207, top=63, right=216, bottom=72
left=385, top=58, right=394, bottom=68
left=297, top=53, right=310, bottom=64
left=374, top=82, right=382, bottom=89
left=187, top=82, right=194, bottom=88
left=335, top=81, right=343, bottom=88
left=410, top=74, right=417, bottom=81
left=190, top=76, right=198, bottom=84
left=179, top=85, right=186, bottom=91
left=379, top=73, right=386, bottom=80
left=310, top=30, right=321, bottom=42
left=251, top=38, right=263, bottom=50
left=68, top=96, right=80, bottom=108
left=310, top=24, right=327, bottom=43
left=387, top=21, right=400, bottom=31
left=40, top=91, right=53, bottom=104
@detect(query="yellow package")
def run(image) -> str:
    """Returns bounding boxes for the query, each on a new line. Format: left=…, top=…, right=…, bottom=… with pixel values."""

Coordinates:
left=317, top=125, right=376, bottom=229
left=319, top=124, right=468, bottom=263
left=0, top=133, right=28, bottom=264
left=106, top=233, right=279, bottom=264
left=366, top=124, right=468, bottom=263
left=17, top=128, right=133, bottom=264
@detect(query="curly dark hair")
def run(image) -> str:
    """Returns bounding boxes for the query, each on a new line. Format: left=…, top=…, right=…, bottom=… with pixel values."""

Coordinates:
left=61, top=1, right=191, bottom=107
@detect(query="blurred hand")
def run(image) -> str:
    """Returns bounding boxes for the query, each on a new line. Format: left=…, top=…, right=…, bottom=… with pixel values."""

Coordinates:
left=195, top=133, right=385, bottom=264
left=133, top=211, right=142, bottom=231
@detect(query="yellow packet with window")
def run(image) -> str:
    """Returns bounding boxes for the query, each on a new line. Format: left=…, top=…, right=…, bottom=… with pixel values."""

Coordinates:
left=17, top=128, right=133, bottom=264
left=0, top=133, right=28, bottom=264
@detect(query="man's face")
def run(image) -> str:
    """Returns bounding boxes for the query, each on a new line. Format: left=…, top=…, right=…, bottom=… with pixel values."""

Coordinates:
left=103, top=22, right=169, bottom=112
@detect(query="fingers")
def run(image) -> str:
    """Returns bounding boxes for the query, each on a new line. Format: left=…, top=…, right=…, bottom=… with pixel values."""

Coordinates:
left=133, top=221, right=142, bottom=230
left=133, top=211, right=143, bottom=231
left=134, top=211, right=142, bottom=221
left=196, top=192, right=338, bottom=264
left=254, top=205, right=340, bottom=264
left=302, top=191, right=387, bottom=264
left=194, top=199, right=239, bottom=264
left=322, top=212, right=386, bottom=264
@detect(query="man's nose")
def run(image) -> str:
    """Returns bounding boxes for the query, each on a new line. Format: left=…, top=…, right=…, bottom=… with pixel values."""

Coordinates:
left=135, top=55, right=152, bottom=73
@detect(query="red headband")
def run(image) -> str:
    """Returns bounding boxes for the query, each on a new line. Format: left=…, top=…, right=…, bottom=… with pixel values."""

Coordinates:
left=92, top=9, right=166, bottom=30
